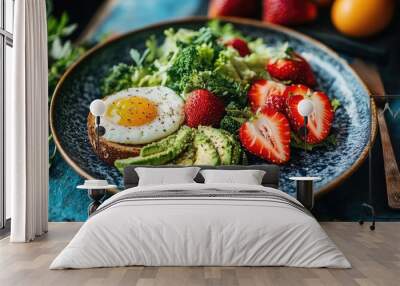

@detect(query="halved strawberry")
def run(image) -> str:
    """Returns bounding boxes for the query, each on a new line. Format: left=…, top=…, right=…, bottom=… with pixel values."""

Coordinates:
left=266, top=48, right=317, bottom=87
left=225, top=38, right=251, bottom=57
left=248, top=79, right=287, bottom=113
left=285, top=84, right=334, bottom=144
left=239, top=107, right=291, bottom=164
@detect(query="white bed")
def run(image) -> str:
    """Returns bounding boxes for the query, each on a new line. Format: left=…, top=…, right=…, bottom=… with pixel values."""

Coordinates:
left=50, top=183, right=350, bottom=269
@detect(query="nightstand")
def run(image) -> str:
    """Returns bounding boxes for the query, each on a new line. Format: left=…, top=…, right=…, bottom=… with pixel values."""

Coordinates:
left=77, top=180, right=117, bottom=215
left=289, top=177, right=321, bottom=210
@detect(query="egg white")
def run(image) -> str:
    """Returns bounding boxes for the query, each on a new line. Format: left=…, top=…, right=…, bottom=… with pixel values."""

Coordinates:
left=100, top=86, right=184, bottom=145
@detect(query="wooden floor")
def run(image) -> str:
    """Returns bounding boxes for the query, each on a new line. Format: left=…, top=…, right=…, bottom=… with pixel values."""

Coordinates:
left=0, top=222, right=399, bottom=286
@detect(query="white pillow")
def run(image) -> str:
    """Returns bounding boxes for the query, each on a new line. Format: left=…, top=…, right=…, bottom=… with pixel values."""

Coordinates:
left=135, top=167, right=200, bottom=186
left=200, top=169, right=266, bottom=185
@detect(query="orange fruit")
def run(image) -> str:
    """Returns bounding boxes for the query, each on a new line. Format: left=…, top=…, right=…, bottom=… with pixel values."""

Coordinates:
left=331, top=0, right=395, bottom=37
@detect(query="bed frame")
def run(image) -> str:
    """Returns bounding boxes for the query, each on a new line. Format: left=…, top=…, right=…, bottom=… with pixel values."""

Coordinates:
left=123, top=165, right=280, bottom=189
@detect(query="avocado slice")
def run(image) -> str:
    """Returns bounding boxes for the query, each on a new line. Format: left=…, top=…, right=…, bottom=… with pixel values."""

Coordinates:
left=115, top=148, right=179, bottom=171
left=220, top=129, right=242, bottom=164
left=193, top=132, right=220, bottom=166
left=231, top=139, right=242, bottom=165
left=114, top=126, right=193, bottom=172
left=198, top=126, right=232, bottom=165
left=140, top=134, right=177, bottom=157
left=173, top=144, right=195, bottom=165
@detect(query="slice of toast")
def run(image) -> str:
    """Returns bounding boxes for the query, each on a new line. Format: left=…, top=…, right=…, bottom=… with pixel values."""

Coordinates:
left=87, top=113, right=140, bottom=165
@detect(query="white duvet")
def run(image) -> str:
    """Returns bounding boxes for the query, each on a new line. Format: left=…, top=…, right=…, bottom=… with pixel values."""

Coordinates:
left=50, top=183, right=350, bottom=269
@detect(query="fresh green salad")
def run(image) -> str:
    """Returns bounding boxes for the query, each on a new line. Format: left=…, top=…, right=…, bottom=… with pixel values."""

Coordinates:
left=101, top=21, right=271, bottom=104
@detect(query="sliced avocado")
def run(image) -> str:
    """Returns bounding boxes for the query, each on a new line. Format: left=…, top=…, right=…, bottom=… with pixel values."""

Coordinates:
left=140, top=134, right=177, bottom=157
left=115, top=148, right=178, bottom=171
left=115, top=126, right=193, bottom=172
left=220, top=129, right=242, bottom=164
left=231, top=140, right=242, bottom=165
left=193, top=132, right=220, bottom=166
left=173, top=144, right=195, bottom=165
left=198, top=126, right=232, bottom=165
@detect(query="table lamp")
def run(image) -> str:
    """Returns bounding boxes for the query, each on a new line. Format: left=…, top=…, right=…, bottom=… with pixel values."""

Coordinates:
left=298, top=98, right=314, bottom=161
left=289, top=98, right=320, bottom=210
left=89, top=99, right=106, bottom=151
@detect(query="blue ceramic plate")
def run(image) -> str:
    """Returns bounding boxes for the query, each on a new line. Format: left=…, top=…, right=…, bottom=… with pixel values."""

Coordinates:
left=50, top=17, right=376, bottom=196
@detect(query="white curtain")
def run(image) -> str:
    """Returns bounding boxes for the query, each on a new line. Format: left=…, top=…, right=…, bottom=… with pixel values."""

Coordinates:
left=9, top=0, right=49, bottom=242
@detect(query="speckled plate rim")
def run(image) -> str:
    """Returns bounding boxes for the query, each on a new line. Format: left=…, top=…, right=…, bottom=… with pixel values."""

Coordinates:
left=50, top=16, right=377, bottom=197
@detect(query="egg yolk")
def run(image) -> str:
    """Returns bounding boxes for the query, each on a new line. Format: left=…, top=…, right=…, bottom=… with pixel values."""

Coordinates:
left=106, top=96, right=158, bottom=127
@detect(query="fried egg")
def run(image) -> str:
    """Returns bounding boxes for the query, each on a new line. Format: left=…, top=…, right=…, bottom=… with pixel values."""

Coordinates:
left=100, top=86, right=184, bottom=144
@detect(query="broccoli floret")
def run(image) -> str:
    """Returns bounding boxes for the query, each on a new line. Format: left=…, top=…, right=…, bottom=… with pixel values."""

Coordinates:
left=165, top=36, right=251, bottom=105
left=220, top=103, right=253, bottom=134
left=165, top=43, right=251, bottom=100
left=220, top=116, right=246, bottom=134
left=170, top=45, right=211, bottom=76
left=201, top=71, right=249, bottom=102
left=225, top=102, right=253, bottom=117
left=101, top=63, right=136, bottom=95
left=167, top=45, right=214, bottom=93
left=181, top=71, right=249, bottom=106
left=196, top=43, right=216, bottom=66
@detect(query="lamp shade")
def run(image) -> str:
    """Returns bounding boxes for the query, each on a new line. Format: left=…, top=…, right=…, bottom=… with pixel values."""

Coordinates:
left=90, top=99, right=106, bottom=116
left=297, top=99, right=314, bottom=117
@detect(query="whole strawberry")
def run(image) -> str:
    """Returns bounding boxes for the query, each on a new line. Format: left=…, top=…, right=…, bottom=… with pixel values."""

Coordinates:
left=208, top=0, right=258, bottom=18
left=263, top=0, right=318, bottom=26
left=267, top=46, right=317, bottom=87
left=184, top=89, right=225, bottom=128
left=225, top=38, right=251, bottom=57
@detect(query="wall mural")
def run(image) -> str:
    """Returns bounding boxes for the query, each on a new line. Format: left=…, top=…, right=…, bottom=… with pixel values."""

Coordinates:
left=48, top=0, right=399, bottom=222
